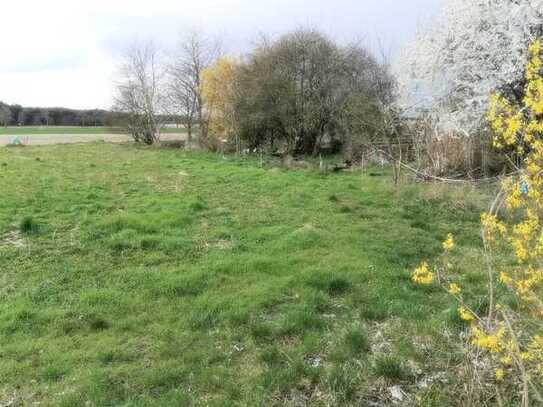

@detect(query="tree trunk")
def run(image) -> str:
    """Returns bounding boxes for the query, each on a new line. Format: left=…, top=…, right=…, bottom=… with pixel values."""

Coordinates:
left=187, top=123, right=193, bottom=147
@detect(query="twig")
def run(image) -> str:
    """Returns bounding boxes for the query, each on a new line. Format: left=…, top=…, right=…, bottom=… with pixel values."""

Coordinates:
left=374, top=148, right=520, bottom=184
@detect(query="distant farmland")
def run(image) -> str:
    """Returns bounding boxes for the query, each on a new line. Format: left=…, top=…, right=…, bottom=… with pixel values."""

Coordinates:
left=0, top=126, right=188, bottom=136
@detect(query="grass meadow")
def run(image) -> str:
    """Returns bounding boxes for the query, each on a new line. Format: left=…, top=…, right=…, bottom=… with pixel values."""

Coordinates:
left=0, top=127, right=188, bottom=136
left=0, top=143, right=492, bottom=406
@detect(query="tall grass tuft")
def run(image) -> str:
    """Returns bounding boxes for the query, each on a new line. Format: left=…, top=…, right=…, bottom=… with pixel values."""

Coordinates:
left=19, top=216, right=40, bottom=234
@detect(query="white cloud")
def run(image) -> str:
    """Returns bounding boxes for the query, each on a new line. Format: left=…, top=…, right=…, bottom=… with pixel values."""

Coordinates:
left=0, top=0, right=443, bottom=109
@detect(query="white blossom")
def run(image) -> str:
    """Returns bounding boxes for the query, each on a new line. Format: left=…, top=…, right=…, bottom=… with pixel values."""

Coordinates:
left=397, top=0, right=543, bottom=135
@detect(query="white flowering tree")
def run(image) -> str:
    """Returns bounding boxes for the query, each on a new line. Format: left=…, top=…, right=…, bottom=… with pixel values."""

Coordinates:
left=397, top=0, right=542, bottom=135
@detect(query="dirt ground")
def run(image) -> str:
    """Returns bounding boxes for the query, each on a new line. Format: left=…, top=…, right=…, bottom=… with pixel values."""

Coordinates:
left=0, top=133, right=186, bottom=146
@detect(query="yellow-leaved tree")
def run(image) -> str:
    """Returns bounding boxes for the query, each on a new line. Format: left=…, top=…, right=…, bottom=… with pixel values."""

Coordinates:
left=201, top=57, right=238, bottom=152
left=412, top=39, right=543, bottom=406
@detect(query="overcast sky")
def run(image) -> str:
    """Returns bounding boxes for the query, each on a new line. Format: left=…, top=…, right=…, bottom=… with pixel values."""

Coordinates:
left=0, top=0, right=444, bottom=110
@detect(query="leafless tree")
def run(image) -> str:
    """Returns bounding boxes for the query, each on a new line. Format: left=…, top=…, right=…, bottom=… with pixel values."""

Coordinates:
left=168, top=30, right=220, bottom=147
left=165, top=63, right=198, bottom=145
left=113, top=41, right=165, bottom=144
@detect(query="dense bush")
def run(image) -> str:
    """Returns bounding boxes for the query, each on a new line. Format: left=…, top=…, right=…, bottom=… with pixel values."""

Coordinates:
left=216, top=29, right=395, bottom=157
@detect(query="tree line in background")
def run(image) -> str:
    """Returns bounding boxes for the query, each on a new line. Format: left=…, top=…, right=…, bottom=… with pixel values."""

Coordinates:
left=0, top=102, right=111, bottom=127
left=112, top=28, right=396, bottom=158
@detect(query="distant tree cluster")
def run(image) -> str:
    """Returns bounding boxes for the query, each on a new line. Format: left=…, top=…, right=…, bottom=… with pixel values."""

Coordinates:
left=113, top=28, right=395, bottom=157
left=0, top=101, right=110, bottom=127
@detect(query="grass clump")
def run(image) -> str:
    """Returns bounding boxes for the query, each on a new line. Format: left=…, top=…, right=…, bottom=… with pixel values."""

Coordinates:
left=19, top=216, right=40, bottom=234
left=259, top=345, right=284, bottom=367
left=327, top=364, right=359, bottom=403
left=344, top=327, right=370, bottom=354
left=372, top=356, right=409, bottom=380
left=306, top=273, right=352, bottom=296
left=250, top=322, right=275, bottom=343
left=327, top=277, right=352, bottom=296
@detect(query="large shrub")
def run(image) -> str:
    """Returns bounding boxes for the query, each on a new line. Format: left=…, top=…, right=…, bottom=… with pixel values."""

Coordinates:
left=230, top=29, right=395, bottom=157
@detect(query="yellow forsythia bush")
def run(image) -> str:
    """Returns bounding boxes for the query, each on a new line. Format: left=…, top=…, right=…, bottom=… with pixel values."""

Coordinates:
left=201, top=57, right=237, bottom=142
left=412, top=40, right=543, bottom=406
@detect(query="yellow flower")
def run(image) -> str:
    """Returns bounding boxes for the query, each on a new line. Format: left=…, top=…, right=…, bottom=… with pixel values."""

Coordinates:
left=481, top=212, right=507, bottom=244
left=448, top=283, right=461, bottom=295
left=499, top=272, right=513, bottom=285
left=529, top=39, right=542, bottom=57
left=411, top=262, right=434, bottom=285
left=500, top=355, right=512, bottom=366
left=495, top=368, right=505, bottom=381
left=471, top=326, right=506, bottom=353
left=443, top=233, right=455, bottom=251
left=520, top=351, right=533, bottom=361
left=459, top=307, right=474, bottom=322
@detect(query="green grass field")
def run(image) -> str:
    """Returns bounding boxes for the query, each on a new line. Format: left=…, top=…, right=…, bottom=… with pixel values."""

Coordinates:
left=0, top=144, right=491, bottom=406
left=0, top=127, right=188, bottom=135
